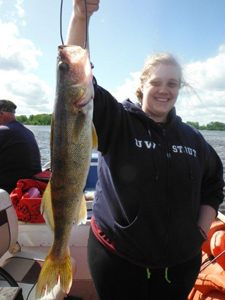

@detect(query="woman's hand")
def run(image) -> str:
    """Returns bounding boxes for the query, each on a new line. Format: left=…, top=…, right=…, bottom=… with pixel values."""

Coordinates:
left=73, top=0, right=100, bottom=20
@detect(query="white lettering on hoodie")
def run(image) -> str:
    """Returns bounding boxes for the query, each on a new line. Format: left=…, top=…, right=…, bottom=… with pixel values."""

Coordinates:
left=135, top=139, right=156, bottom=149
left=172, top=145, right=197, bottom=157
left=135, top=140, right=197, bottom=158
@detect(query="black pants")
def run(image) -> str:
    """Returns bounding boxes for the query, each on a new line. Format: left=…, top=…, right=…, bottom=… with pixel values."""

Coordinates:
left=87, top=228, right=202, bottom=300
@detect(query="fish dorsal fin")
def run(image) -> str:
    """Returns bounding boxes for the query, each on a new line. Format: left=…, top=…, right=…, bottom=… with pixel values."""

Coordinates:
left=41, top=182, right=54, bottom=232
left=74, top=194, right=87, bottom=225
left=92, top=123, right=98, bottom=150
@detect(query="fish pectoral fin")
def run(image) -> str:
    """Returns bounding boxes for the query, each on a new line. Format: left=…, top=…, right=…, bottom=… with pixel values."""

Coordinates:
left=74, top=194, right=87, bottom=225
left=41, top=182, right=54, bottom=232
left=36, top=246, right=73, bottom=298
left=92, top=123, right=98, bottom=150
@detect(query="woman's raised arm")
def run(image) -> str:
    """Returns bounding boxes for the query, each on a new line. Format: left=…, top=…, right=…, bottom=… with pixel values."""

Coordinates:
left=66, top=0, right=100, bottom=49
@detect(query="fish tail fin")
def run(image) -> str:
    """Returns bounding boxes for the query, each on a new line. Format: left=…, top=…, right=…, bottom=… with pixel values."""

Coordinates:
left=92, top=123, right=98, bottom=150
left=74, top=194, right=87, bottom=225
left=41, top=181, right=54, bottom=232
left=36, top=247, right=73, bottom=299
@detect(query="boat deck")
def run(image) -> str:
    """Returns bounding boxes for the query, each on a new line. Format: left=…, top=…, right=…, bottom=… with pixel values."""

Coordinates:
left=18, top=222, right=97, bottom=300
left=0, top=194, right=98, bottom=300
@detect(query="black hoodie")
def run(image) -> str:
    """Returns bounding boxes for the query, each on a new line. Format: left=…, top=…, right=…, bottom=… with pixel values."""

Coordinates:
left=92, top=84, right=224, bottom=268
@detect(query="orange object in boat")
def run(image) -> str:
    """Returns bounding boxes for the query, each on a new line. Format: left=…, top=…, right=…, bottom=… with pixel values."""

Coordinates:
left=188, top=219, right=225, bottom=300
left=202, top=221, right=225, bottom=255
left=210, top=230, right=225, bottom=269
left=187, top=287, right=196, bottom=299
left=188, top=288, right=201, bottom=300
left=203, top=290, right=225, bottom=299
left=192, top=290, right=203, bottom=300
left=188, top=288, right=208, bottom=300
left=201, top=252, right=224, bottom=275
left=195, top=273, right=225, bottom=294
left=188, top=289, right=225, bottom=300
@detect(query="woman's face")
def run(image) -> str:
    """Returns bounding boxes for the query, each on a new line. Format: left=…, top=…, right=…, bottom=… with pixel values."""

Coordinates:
left=141, top=63, right=180, bottom=122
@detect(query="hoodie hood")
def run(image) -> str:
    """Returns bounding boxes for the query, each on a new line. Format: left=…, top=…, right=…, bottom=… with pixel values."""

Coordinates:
left=122, top=98, right=181, bottom=128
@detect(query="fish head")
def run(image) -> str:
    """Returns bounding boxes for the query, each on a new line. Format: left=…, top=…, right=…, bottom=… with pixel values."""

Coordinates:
left=57, top=45, right=94, bottom=109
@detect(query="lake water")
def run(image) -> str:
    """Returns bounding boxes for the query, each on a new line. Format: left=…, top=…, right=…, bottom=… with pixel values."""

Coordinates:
left=26, top=125, right=225, bottom=176
left=27, top=125, right=51, bottom=167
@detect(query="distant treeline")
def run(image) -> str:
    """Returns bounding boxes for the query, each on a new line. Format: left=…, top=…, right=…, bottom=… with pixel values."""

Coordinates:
left=17, top=114, right=225, bottom=130
left=17, top=114, right=52, bottom=125
left=187, top=121, right=225, bottom=131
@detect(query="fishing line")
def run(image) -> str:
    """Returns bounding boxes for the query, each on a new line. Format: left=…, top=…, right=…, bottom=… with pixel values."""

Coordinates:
left=83, top=0, right=88, bottom=49
left=60, top=0, right=64, bottom=45
left=200, top=250, right=225, bottom=272
left=60, top=0, right=88, bottom=49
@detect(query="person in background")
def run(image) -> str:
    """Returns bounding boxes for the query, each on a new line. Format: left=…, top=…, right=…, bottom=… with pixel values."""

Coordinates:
left=0, top=100, right=42, bottom=194
left=66, top=1, right=224, bottom=299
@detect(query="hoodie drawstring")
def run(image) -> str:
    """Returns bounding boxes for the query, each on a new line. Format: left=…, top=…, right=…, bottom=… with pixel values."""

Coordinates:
left=146, top=268, right=172, bottom=283
left=146, top=268, right=151, bottom=279
left=165, top=267, right=171, bottom=283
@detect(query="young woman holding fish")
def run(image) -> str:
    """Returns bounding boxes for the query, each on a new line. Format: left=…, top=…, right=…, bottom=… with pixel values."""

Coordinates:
left=66, top=1, right=224, bottom=299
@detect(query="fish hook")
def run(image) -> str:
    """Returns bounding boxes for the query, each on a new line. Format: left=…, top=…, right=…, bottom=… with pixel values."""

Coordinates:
left=60, top=0, right=88, bottom=49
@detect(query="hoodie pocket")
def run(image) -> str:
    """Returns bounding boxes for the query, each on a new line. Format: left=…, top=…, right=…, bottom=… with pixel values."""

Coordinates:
left=164, top=208, right=205, bottom=266
left=113, top=203, right=169, bottom=265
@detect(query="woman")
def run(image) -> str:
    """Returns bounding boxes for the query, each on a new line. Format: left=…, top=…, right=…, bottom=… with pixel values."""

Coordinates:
left=66, top=1, right=224, bottom=299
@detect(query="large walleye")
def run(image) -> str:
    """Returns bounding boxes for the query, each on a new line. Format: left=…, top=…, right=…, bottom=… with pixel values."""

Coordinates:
left=36, top=45, right=97, bottom=299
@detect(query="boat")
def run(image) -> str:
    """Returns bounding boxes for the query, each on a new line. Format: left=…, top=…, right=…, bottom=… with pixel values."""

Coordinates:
left=0, top=152, right=99, bottom=300
left=0, top=152, right=224, bottom=300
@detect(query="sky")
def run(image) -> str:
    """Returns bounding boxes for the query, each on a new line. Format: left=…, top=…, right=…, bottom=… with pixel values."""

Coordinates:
left=0, top=0, right=225, bottom=125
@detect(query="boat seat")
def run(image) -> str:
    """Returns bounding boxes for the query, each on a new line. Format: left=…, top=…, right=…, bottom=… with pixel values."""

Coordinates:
left=0, top=189, right=76, bottom=300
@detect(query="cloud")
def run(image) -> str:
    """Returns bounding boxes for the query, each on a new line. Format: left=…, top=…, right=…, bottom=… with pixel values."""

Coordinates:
left=184, top=48, right=225, bottom=92
left=1, top=0, right=26, bottom=26
left=15, top=0, right=25, bottom=18
left=112, top=45, right=225, bottom=125
left=0, top=20, right=54, bottom=116
left=112, top=72, right=141, bottom=102
left=177, top=46, right=225, bottom=124
left=0, top=20, right=42, bottom=72
left=0, top=69, right=54, bottom=116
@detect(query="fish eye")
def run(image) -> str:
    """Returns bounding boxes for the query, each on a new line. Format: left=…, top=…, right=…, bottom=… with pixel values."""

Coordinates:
left=58, top=61, right=70, bottom=72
